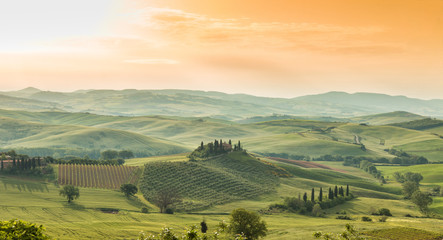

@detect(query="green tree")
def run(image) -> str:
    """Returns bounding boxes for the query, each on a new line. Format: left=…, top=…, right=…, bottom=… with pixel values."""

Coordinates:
left=303, top=192, right=308, bottom=202
left=313, top=224, right=365, bottom=240
left=59, top=185, right=80, bottom=203
left=402, top=181, right=419, bottom=199
left=346, top=185, right=349, bottom=196
left=152, top=189, right=182, bottom=213
left=120, top=183, right=138, bottom=197
left=319, top=187, right=323, bottom=202
left=118, top=150, right=134, bottom=159
left=411, top=190, right=433, bottom=214
left=312, top=204, right=323, bottom=217
left=229, top=208, right=267, bottom=240
left=0, top=219, right=50, bottom=240
left=311, top=188, right=315, bottom=202
left=101, top=150, right=119, bottom=160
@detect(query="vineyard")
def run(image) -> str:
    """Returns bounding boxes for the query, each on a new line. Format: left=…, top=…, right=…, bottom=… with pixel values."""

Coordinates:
left=140, top=151, right=284, bottom=211
left=58, top=164, right=140, bottom=189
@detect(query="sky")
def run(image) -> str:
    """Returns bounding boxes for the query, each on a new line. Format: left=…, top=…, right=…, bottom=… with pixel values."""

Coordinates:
left=0, top=0, right=442, bottom=99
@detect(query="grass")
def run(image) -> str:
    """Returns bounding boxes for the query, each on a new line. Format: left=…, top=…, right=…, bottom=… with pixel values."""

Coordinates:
left=364, top=227, right=443, bottom=240
left=125, top=153, right=190, bottom=166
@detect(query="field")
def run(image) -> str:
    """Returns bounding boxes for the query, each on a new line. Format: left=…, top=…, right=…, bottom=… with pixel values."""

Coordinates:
left=57, top=164, right=140, bottom=189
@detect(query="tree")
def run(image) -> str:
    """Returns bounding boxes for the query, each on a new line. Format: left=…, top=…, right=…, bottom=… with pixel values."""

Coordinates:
left=313, top=224, right=365, bottom=240
left=402, top=181, right=419, bottom=199
left=411, top=191, right=433, bottom=214
left=346, top=185, right=349, bottom=196
left=303, top=192, right=308, bottom=202
left=200, top=141, right=204, bottom=150
left=238, top=140, right=241, bottom=151
left=312, top=204, right=323, bottom=217
left=0, top=219, right=50, bottom=240
left=59, top=185, right=80, bottom=203
left=334, top=186, right=338, bottom=198
left=152, top=189, right=182, bottom=213
left=319, top=187, right=323, bottom=202
left=101, top=150, right=119, bottom=160
left=118, top=150, right=134, bottom=159
left=200, top=220, right=208, bottom=233
left=311, top=188, right=315, bottom=202
left=120, top=183, right=138, bottom=197
left=229, top=208, right=267, bottom=240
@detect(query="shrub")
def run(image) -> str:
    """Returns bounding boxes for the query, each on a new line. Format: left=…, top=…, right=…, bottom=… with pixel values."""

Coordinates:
left=141, top=207, right=149, bottom=213
left=165, top=208, right=174, bottom=214
left=336, top=215, right=352, bottom=220
left=0, top=219, right=50, bottom=240
left=378, top=216, right=389, bottom=222
left=361, top=216, right=372, bottom=222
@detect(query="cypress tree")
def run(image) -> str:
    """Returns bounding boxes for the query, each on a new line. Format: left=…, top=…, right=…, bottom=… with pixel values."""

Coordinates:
left=303, top=192, right=307, bottom=202
left=32, top=158, right=36, bottom=170
left=220, top=139, right=223, bottom=151
left=201, top=141, right=204, bottom=150
left=311, top=188, right=315, bottom=202
left=238, top=140, right=241, bottom=150
left=346, top=184, right=349, bottom=196
left=37, top=158, right=41, bottom=167
left=229, top=139, right=232, bottom=145
left=339, top=186, right=344, bottom=196
left=334, top=185, right=338, bottom=197
left=12, top=158, right=16, bottom=168
left=328, top=187, right=333, bottom=199
left=319, top=187, right=323, bottom=202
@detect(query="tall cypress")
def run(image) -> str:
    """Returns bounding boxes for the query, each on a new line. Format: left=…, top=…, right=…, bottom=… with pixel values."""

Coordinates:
left=311, top=188, right=315, bottom=202
left=229, top=139, right=232, bottom=145
left=319, top=187, right=323, bottom=202
left=238, top=140, right=241, bottom=150
left=339, top=186, right=344, bottom=197
left=201, top=141, right=204, bottom=150
left=303, top=192, right=307, bottom=202
left=12, top=158, right=16, bottom=168
left=346, top=184, right=350, bottom=196
left=334, top=185, right=338, bottom=197
left=328, top=187, right=333, bottom=199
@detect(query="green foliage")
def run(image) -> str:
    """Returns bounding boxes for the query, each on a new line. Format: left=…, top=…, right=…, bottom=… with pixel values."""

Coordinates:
left=402, top=181, right=419, bottom=199
left=229, top=208, right=267, bottom=240
left=59, top=185, right=80, bottom=203
left=411, top=191, right=433, bottom=214
left=361, top=216, right=372, bottom=222
left=372, top=208, right=392, bottom=216
left=151, top=189, right=182, bottom=213
left=120, top=183, right=138, bottom=197
left=390, top=118, right=443, bottom=130
left=393, top=172, right=423, bottom=184
left=0, top=219, right=50, bottom=240
left=141, top=207, right=149, bottom=213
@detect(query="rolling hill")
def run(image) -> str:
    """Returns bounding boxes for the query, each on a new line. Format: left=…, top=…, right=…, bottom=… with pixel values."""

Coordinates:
left=0, top=116, right=189, bottom=158
left=2, top=88, right=443, bottom=119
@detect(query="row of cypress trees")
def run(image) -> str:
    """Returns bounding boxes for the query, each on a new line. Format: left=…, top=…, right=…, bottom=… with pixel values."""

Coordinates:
left=301, top=185, right=350, bottom=203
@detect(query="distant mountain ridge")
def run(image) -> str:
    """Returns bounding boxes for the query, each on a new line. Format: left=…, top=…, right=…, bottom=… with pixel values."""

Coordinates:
left=1, top=88, right=442, bottom=120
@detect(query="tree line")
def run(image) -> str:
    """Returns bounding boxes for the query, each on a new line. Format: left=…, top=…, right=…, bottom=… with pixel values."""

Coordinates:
left=265, top=185, right=353, bottom=216
left=189, top=139, right=243, bottom=159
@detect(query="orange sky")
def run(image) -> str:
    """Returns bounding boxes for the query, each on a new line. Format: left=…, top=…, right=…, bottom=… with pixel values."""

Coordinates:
left=0, top=0, right=442, bottom=98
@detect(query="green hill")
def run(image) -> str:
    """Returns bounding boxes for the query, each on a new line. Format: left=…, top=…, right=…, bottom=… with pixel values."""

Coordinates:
left=0, top=117, right=189, bottom=158
left=351, top=111, right=426, bottom=125
left=139, top=152, right=283, bottom=211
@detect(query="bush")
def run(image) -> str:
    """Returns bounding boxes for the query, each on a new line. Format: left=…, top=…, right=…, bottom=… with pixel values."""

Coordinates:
left=378, top=216, right=389, bottom=222
left=372, top=208, right=392, bottom=216
left=0, top=219, right=50, bottom=239
left=361, top=216, right=372, bottom=222
left=336, top=215, right=352, bottom=220
left=141, top=207, right=149, bottom=213
left=165, top=208, right=174, bottom=214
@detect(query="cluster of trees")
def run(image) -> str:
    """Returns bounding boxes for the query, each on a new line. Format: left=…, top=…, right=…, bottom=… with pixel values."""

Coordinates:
left=396, top=172, right=433, bottom=215
left=139, top=208, right=267, bottom=240
left=267, top=186, right=352, bottom=216
left=258, top=152, right=310, bottom=161
left=314, top=153, right=428, bottom=166
left=189, top=139, right=242, bottom=159
left=358, top=160, right=386, bottom=183
left=101, top=150, right=134, bottom=160
left=385, top=149, right=429, bottom=165
left=55, top=158, right=125, bottom=166
left=1, top=151, right=53, bottom=176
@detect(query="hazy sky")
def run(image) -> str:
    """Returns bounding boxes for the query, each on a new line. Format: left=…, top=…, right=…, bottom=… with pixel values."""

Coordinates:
left=0, top=0, right=442, bottom=99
